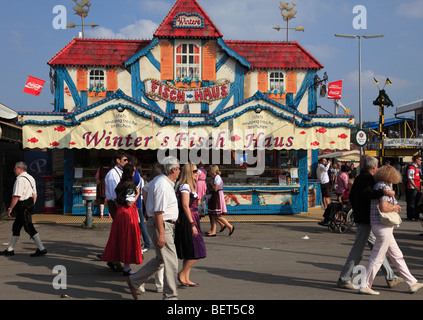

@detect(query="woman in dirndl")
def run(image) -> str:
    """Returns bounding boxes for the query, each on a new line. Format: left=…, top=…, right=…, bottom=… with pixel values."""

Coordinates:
left=205, top=165, right=235, bottom=237
left=175, top=162, right=206, bottom=287
left=102, top=163, right=142, bottom=276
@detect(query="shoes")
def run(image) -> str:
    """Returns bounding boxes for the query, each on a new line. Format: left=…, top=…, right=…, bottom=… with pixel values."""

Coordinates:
left=107, top=262, right=118, bottom=272
left=359, top=287, right=380, bottom=295
left=318, top=220, right=330, bottom=226
left=387, top=277, right=404, bottom=288
left=0, top=249, right=14, bottom=256
left=30, top=249, right=47, bottom=257
left=126, top=276, right=138, bottom=300
left=178, top=274, right=189, bottom=287
left=410, top=282, right=423, bottom=293
left=219, top=226, right=227, bottom=232
left=205, top=233, right=216, bottom=237
left=142, top=248, right=149, bottom=254
left=336, top=279, right=358, bottom=290
left=229, top=225, right=235, bottom=236
left=122, top=270, right=134, bottom=276
left=188, top=283, right=200, bottom=287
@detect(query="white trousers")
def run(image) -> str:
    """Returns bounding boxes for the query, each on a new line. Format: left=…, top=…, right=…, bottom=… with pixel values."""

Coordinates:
left=365, top=224, right=417, bottom=288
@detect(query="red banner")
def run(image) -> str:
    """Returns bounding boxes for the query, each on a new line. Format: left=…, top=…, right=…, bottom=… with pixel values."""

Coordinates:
left=327, top=80, right=343, bottom=100
left=24, top=76, right=45, bottom=96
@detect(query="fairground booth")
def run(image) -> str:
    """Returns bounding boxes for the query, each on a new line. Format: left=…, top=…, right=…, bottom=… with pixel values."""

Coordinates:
left=17, top=0, right=354, bottom=216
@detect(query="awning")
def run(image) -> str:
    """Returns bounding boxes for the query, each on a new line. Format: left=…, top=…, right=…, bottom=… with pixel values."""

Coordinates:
left=19, top=90, right=354, bottom=151
left=0, top=103, right=18, bottom=120
left=395, top=99, right=423, bottom=115
left=364, top=116, right=414, bottom=130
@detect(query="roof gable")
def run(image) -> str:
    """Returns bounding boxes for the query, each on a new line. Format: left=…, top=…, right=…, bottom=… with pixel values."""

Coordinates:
left=154, top=0, right=223, bottom=38
left=48, top=38, right=151, bottom=67
left=224, top=41, right=323, bottom=70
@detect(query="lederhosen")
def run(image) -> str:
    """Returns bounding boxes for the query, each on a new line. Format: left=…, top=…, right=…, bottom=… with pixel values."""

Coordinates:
left=12, top=176, right=37, bottom=238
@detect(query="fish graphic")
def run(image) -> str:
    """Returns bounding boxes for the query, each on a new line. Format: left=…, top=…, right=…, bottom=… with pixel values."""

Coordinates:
left=330, top=141, right=336, bottom=144
left=28, top=138, right=39, bottom=143
left=36, top=130, right=42, bottom=133
left=316, top=128, right=327, bottom=134
left=54, top=126, right=66, bottom=132
left=338, top=134, right=348, bottom=139
left=299, top=131, right=306, bottom=135
left=232, top=135, right=242, bottom=142
left=311, top=141, right=320, bottom=146
left=50, top=141, right=60, bottom=147
left=70, top=142, right=76, bottom=145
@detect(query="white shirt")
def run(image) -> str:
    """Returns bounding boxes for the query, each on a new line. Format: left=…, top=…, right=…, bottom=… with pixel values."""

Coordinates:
left=105, top=166, right=123, bottom=200
left=316, top=162, right=330, bottom=184
left=13, top=172, right=37, bottom=201
left=145, top=174, right=178, bottom=221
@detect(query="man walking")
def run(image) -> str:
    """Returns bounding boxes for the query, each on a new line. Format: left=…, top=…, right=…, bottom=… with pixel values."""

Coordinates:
left=127, top=156, right=180, bottom=300
left=1, top=161, right=47, bottom=257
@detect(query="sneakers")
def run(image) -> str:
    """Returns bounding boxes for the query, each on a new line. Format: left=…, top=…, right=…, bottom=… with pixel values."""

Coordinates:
left=337, top=279, right=358, bottom=290
left=0, top=249, right=14, bottom=256
left=30, top=249, right=47, bottom=257
left=359, top=287, right=380, bottom=295
left=410, top=282, right=423, bottom=293
left=387, top=277, right=404, bottom=288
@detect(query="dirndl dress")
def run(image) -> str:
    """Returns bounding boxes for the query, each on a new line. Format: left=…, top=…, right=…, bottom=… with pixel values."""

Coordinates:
left=207, top=175, right=227, bottom=215
left=175, top=184, right=207, bottom=260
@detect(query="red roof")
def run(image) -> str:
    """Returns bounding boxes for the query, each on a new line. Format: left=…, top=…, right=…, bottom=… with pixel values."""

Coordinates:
left=48, top=38, right=150, bottom=67
left=224, top=41, right=323, bottom=70
left=154, top=0, right=222, bottom=38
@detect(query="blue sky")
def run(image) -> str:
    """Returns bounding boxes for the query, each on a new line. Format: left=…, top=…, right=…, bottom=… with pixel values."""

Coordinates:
left=0, top=0, right=422, bottom=123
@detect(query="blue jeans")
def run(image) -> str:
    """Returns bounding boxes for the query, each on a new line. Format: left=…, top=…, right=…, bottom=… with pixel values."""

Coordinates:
left=137, top=207, right=151, bottom=249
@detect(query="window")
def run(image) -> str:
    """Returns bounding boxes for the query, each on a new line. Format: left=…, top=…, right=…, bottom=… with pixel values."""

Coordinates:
left=175, top=43, right=201, bottom=79
left=269, top=71, right=285, bottom=91
left=89, top=69, right=105, bottom=88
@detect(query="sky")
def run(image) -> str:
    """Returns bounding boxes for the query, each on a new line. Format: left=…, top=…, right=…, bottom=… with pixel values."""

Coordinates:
left=0, top=0, right=422, bottom=124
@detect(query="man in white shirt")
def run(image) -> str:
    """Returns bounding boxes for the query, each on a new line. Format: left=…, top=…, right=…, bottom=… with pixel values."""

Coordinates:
left=104, top=151, right=128, bottom=219
left=316, top=158, right=331, bottom=208
left=1, top=162, right=46, bottom=257
left=127, top=156, right=180, bottom=300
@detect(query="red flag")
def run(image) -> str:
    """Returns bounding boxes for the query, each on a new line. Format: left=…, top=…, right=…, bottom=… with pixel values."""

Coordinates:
left=24, top=76, right=45, bottom=96
left=327, top=80, right=343, bottom=100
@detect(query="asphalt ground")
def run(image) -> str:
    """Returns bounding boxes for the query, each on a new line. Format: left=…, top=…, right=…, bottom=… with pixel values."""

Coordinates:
left=0, top=200, right=422, bottom=316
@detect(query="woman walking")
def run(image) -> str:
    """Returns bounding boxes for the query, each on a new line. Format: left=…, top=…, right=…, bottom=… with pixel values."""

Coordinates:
left=102, top=163, right=142, bottom=276
left=360, top=165, right=423, bottom=295
left=206, top=165, right=234, bottom=237
left=175, top=162, right=206, bottom=287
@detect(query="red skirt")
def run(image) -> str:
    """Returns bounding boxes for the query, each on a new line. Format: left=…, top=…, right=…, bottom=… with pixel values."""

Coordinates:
left=102, top=204, right=142, bottom=265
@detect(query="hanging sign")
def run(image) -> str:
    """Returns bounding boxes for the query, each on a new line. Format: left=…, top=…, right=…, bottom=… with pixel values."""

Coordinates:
left=24, top=76, right=45, bottom=96
left=144, top=79, right=229, bottom=104
left=327, top=80, right=343, bottom=100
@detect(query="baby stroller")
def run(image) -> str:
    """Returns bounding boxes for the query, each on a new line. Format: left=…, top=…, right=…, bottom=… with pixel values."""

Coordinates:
left=319, top=201, right=356, bottom=233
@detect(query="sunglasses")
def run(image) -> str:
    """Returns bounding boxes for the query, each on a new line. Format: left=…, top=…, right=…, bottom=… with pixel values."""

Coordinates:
left=122, top=158, right=128, bottom=162
left=193, top=170, right=198, bottom=173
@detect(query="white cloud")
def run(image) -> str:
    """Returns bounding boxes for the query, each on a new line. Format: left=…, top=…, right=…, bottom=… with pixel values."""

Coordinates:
left=85, top=19, right=158, bottom=39
left=396, top=0, right=423, bottom=18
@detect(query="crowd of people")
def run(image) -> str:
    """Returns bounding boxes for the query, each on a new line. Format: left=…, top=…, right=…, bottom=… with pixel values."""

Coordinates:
left=97, top=152, right=235, bottom=300
left=317, top=154, right=423, bottom=295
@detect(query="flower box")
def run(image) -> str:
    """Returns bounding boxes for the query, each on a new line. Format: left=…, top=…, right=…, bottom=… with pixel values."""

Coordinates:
left=87, top=91, right=107, bottom=97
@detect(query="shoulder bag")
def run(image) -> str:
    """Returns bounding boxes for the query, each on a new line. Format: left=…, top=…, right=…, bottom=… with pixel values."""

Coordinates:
left=377, top=197, right=402, bottom=226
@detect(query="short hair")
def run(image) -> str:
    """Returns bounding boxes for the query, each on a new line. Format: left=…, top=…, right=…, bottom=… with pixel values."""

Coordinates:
left=160, top=156, right=179, bottom=176
left=360, top=155, right=378, bottom=172
left=15, top=161, right=27, bottom=171
left=113, top=151, right=127, bottom=164
left=374, top=165, right=401, bottom=184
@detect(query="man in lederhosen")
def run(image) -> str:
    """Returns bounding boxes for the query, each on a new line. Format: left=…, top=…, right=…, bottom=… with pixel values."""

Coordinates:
left=1, top=161, right=47, bottom=257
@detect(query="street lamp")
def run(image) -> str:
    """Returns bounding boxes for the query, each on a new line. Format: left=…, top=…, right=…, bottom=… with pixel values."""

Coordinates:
left=334, top=33, right=384, bottom=155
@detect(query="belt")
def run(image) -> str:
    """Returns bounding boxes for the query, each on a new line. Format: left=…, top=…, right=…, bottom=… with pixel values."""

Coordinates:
left=164, top=220, right=176, bottom=224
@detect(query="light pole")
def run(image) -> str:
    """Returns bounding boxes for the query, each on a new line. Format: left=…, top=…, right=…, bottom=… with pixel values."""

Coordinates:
left=334, top=33, right=384, bottom=155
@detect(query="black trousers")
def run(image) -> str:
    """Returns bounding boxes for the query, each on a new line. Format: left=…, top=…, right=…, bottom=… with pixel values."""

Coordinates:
left=406, top=188, right=421, bottom=220
left=12, top=199, right=37, bottom=238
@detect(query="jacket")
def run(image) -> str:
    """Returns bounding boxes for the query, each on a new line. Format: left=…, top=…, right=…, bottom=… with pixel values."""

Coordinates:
left=349, top=171, right=384, bottom=224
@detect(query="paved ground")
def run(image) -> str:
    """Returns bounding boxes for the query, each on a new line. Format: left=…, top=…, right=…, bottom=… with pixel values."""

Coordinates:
left=1, top=199, right=423, bottom=306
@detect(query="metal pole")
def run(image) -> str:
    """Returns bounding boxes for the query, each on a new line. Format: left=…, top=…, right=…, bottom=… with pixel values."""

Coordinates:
left=358, top=36, right=363, bottom=156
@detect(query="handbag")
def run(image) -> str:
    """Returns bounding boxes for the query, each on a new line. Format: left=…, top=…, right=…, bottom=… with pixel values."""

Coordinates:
left=377, top=198, right=402, bottom=226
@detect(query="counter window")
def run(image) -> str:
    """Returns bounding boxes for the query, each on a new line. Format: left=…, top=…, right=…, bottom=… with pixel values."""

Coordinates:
left=89, top=69, right=105, bottom=88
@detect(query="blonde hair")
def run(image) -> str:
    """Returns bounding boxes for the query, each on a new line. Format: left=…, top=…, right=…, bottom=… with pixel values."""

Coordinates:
left=209, top=164, right=221, bottom=175
left=178, top=162, right=197, bottom=192
left=374, top=165, right=401, bottom=185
